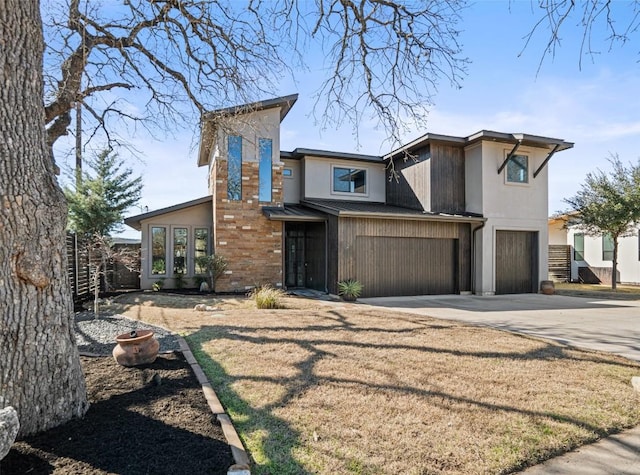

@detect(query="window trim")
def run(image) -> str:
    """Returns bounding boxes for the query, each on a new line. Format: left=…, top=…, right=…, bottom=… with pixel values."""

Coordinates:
left=148, top=224, right=211, bottom=278
left=331, top=165, right=368, bottom=196
left=573, top=232, right=584, bottom=261
left=602, top=233, right=614, bottom=261
left=150, top=226, right=167, bottom=275
left=258, top=137, right=273, bottom=202
left=505, top=153, right=530, bottom=185
left=227, top=135, right=242, bottom=201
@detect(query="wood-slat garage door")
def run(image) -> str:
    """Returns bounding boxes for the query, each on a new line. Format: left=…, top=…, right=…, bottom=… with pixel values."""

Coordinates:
left=356, top=236, right=457, bottom=297
left=495, top=231, right=538, bottom=294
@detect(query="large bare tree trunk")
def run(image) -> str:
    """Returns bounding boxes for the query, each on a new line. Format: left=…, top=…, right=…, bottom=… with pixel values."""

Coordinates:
left=0, top=0, right=88, bottom=436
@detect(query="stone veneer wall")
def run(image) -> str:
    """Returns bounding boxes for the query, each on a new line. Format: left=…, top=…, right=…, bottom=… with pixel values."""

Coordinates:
left=212, top=158, right=284, bottom=292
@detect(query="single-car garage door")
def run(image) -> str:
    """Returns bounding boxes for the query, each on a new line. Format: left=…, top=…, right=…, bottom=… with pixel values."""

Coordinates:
left=495, top=230, right=538, bottom=294
left=356, top=236, right=457, bottom=297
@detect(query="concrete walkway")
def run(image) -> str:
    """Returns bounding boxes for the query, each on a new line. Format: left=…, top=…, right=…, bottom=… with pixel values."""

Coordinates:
left=359, top=293, right=640, bottom=474
left=360, top=293, right=640, bottom=361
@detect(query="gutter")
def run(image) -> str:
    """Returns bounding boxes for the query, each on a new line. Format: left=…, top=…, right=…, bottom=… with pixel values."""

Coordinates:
left=471, top=221, right=486, bottom=295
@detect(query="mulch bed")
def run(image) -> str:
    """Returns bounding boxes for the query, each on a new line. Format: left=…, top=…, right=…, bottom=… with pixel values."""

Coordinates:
left=1, top=353, right=234, bottom=474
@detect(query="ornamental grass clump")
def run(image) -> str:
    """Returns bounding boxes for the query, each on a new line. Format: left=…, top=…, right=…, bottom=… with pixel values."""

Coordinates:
left=249, top=285, right=286, bottom=309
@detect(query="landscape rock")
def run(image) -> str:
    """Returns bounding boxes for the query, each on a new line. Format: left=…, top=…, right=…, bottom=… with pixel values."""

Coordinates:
left=194, top=304, right=207, bottom=311
left=632, top=376, right=640, bottom=392
left=0, top=406, right=20, bottom=461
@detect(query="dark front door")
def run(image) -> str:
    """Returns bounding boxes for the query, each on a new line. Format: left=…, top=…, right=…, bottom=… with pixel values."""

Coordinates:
left=285, top=222, right=326, bottom=290
left=285, top=225, right=306, bottom=287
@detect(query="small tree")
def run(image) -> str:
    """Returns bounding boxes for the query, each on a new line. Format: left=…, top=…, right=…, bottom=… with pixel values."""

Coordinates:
left=564, top=154, right=640, bottom=290
left=65, top=148, right=142, bottom=312
left=195, top=255, right=228, bottom=293
left=65, top=149, right=142, bottom=237
left=89, top=234, right=139, bottom=317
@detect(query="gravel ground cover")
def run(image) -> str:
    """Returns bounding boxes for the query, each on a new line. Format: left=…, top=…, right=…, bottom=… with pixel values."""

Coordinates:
left=75, top=311, right=180, bottom=355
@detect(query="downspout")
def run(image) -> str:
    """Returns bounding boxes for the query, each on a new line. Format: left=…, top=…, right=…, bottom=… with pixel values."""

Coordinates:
left=471, top=220, right=486, bottom=295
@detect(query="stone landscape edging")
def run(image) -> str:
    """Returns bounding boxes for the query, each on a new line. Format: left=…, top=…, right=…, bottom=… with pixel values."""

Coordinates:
left=176, top=335, right=252, bottom=475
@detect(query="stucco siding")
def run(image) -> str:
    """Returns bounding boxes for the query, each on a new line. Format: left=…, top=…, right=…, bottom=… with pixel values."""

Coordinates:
left=302, top=156, right=386, bottom=202
left=282, top=158, right=301, bottom=203
left=139, top=201, right=213, bottom=290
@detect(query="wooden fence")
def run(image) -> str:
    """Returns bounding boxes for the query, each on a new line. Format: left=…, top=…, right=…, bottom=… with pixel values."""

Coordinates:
left=66, top=233, right=140, bottom=305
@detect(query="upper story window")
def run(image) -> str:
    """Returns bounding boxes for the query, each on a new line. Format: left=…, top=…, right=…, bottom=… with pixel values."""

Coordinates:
left=258, top=138, right=272, bottom=202
left=573, top=233, right=584, bottom=261
left=333, top=167, right=366, bottom=194
left=506, top=154, right=529, bottom=184
left=228, top=135, right=242, bottom=201
left=602, top=233, right=614, bottom=261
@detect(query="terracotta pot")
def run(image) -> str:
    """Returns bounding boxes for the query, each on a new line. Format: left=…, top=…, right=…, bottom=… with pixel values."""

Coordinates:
left=113, top=329, right=159, bottom=367
left=540, top=280, right=555, bottom=295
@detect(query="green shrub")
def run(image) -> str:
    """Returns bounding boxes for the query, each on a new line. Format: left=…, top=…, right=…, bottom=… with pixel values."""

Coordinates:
left=152, top=278, right=165, bottom=292
left=173, top=272, right=185, bottom=289
left=338, top=279, right=363, bottom=301
left=249, top=285, right=286, bottom=309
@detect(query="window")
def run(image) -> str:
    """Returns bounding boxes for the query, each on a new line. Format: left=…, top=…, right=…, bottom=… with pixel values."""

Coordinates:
left=573, top=233, right=584, bottom=261
left=258, top=138, right=272, bottom=202
left=173, top=228, right=188, bottom=274
left=228, top=135, right=242, bottom=200
left=283, top=168, right=293, bottom=177
left=602, top=233, right=614, bottom=261
left=506, top=154, right=529, bottom=184
left=194, top=228, right=209, bottom=274
left=333, top=167, right=366, bottom=194
left=151, top=227, right=166, bottom=274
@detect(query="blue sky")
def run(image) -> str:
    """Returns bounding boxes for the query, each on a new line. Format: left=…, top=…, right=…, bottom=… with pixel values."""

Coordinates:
left=56, top=1, right=640, bottom=239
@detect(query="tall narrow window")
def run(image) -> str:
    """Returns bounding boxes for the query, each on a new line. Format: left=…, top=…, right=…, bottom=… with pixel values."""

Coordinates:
left=259, top=138, right=272, bottom=202
left=602, top=233, right=614, bottom=261
left=151, top=227, right=166, bottom=275
left=173, top=228, right=188, bottom=274
left=506, top=154, right=529, bottom=183
left=194, top=228, right=209, bottom=274
left=228, top=135, right=242, bottom=201
left=573, top=233, right=584, bottom=261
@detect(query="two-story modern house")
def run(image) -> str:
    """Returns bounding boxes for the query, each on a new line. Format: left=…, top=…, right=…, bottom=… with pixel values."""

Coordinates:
left=125, top=94, right=574, bottom=297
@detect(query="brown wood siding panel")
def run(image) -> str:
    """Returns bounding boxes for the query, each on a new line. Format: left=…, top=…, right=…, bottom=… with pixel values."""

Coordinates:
left=548, top=244, right=571, bottom=282
left=336, top=217, right=471, bottom=296
left=356, top=236, right=457, bottom=297
left=386, top=146, right=430, bottom=211
left=326, top=215, right=339, bottom=294
left=430, top=144, right=465, bottom=214
left=305, top=222, right=326, bottom=291
left=496, top=231, right=538, bottom=294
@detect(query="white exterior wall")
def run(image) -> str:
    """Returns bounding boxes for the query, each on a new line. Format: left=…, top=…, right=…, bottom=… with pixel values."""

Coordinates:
left=139, top=202, right=213, bottom=290
left=282, top=158, right=301, bottom=203
left=469, top=142, right=550, bottom=295
left=302, top=156, right=386, bottom=202
left=567, top=227, right=640, bottom=284
left=548, top=219, right=567, bottom=245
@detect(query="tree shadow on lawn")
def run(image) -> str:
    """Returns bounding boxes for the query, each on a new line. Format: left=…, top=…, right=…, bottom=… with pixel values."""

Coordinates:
left=185, top=308, right=640, bottom=474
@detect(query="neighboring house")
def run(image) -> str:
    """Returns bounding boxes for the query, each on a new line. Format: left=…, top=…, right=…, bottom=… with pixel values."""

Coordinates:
left=548, top=216, right=640, bottom=285
left=125, top=94, right=573, bottom=297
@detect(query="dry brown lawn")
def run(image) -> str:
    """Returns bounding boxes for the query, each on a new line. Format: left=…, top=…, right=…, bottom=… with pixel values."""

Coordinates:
left=111, top=292, right=640, bottom=475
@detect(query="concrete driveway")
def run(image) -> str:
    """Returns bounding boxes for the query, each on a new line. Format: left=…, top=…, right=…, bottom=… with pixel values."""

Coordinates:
left=359, top=293, right=640, bottom=362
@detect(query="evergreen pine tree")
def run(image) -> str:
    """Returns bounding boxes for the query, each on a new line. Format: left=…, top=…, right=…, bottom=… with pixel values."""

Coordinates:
left=65, top=149, right=143, bottom=236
